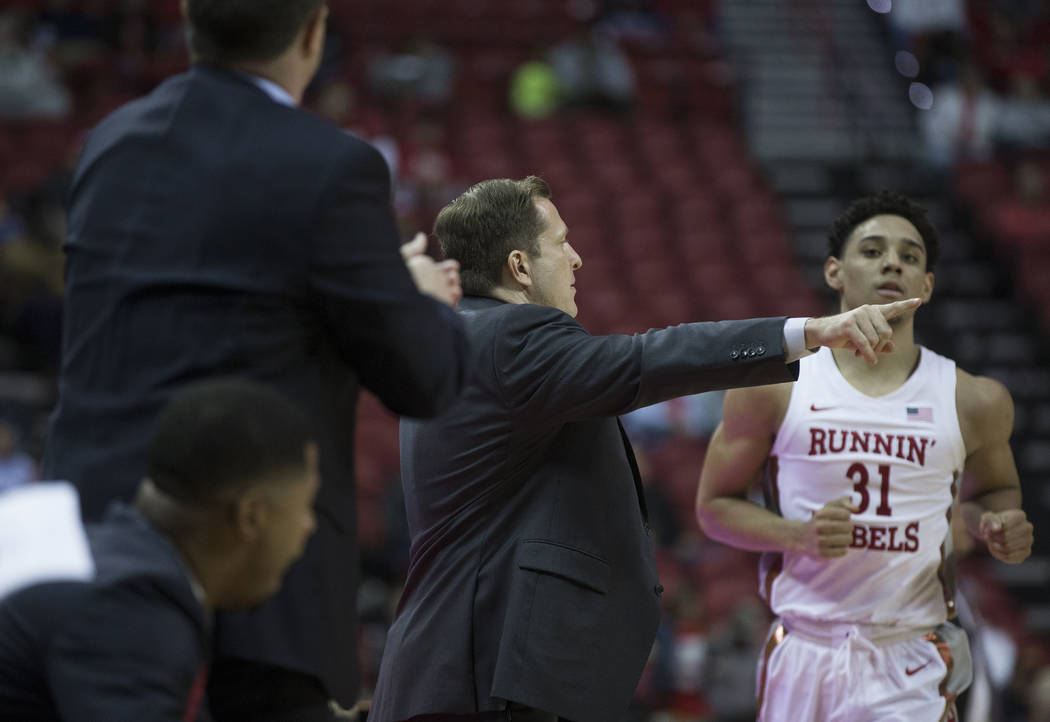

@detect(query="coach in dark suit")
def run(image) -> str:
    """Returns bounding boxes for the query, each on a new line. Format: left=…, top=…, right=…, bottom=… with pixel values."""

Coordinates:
left=1, top=380, right=319, bottom=721
left=41, top=1, right=469, bottom=719
left=369, top=177, right=920, bottom=722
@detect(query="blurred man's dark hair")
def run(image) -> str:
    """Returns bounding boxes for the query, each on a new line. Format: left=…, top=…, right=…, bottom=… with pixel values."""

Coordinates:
left=184, top=0, right=326, bottom=65
left=147, top=378, right=314, bottom=503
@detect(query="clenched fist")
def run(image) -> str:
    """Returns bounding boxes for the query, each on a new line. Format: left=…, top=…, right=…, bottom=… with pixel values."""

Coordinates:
left=979, top=509, right=1033, bottom=563
left=797, top=497, right=858, bottom=559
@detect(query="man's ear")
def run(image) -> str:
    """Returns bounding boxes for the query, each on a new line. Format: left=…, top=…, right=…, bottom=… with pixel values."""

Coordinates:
left=824, top=256, right=844, bottom=292
left=300, top=5, right=328, bottom=60
left=921, top=271, right=934, bottom=304
left=506, top=250, right=532, bottom=288
left=231, top=493, right=268, bottom=542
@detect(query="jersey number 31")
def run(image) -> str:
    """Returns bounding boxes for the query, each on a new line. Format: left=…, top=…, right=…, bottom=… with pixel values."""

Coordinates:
left=847, top=462, right=893, bottom=516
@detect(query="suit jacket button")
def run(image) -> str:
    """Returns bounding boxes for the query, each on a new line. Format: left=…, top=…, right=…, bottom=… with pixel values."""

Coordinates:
left=757, top=345, right=766, bottom=356
left=645, top=524, right=653, bottom=537
left=654, top=584, right=664, bottom=596
left=730, top=349, right=739, bottom=359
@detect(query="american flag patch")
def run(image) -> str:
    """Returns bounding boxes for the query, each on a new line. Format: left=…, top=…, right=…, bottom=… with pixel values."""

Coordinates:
left=906, top=406, right=933, bottom=423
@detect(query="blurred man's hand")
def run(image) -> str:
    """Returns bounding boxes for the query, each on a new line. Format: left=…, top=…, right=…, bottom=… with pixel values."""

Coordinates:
left=401, top=233, right=462, bottom=307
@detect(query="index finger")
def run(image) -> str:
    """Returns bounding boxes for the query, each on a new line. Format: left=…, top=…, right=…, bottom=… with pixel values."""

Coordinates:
left=878, top=297, right=922, bottom=320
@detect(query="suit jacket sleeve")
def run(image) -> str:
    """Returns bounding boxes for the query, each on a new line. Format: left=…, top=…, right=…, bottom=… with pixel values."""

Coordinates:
left=46, top=585, right=207, bottom=722
left=307, top=141, right=468, bottom=418
left=495, top=305, right=797, bottom=425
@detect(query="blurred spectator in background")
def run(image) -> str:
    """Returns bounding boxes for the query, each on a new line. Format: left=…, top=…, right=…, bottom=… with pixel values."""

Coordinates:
left=968, top=0, right=1050, bottom=93
left=0, top=10, right=71, bottom=120
left=630, top=616, right=676, bottom=720
left=0, top=197, right=64, bottom=373
left=314, top=78, right=464, bottom=237
left=997, top=72, right=1050, bottom=152
left=101, top=0, right=161, bottom=88
left=635, top=449, right=683, bottom=550
left=886, top=0, right=968, bottom=84
left=596, top=0, right=668, bottom=46
left=0, top=192, right=25, bottom=246
left=0, top=419, right=35, bottom=492
left=550, top=27, right=637, bottom=112
left=509, top=49, right=561, bottom=120
left=397, top=119, right=460, bottom=224
left=889, top=0, right=968, bottom=41
left=700, top=597, right=767, bottom=722
left=32, top=0, right=106, bottom=73
left=367, top=36, right=456, bottom=109
left=1005, top=638, right=1050, bottom=721
left=622, top=391, right=725, bottom=448
left=667, top=581, right=711, bottom=720
left=989, top=160, right=1050, bottom=246
left=314, top=77, right=401, bottom=199
left=920, top=60, right=1001, bottom=168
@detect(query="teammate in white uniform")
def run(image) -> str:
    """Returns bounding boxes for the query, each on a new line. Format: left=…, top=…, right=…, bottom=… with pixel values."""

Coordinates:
left=696, top=191, right=1034, bottom=722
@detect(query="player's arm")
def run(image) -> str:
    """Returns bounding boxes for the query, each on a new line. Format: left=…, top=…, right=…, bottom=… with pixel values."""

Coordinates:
left=956, top=370, right=1033, bottom=563
left=696, top=384, right=855, bottom=558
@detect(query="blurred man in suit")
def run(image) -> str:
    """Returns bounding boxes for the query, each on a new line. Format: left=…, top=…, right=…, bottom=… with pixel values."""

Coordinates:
left=369, top=176, right=921, bottom=722
left=1, top=379, right=319, bottom=721
left=42, top=1, right=470, bottom=719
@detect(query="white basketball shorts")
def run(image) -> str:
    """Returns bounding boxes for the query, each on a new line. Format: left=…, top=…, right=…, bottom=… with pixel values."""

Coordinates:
left=756, top=617, right=972, bottom=722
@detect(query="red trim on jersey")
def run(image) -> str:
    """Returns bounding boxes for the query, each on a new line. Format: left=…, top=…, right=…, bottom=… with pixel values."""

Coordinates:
left=923, top=630, right=958, bottom=722
left=760, top=456, right=784, bottom=606
left=763, top=455, right=782, bottom=514
left=763, top=554, right=783, bottom=606
left=756, top=623, right=786, bottom=721
left=936, top=474, right=960, bottom=619
left=184, top=664, right=209, bottom=722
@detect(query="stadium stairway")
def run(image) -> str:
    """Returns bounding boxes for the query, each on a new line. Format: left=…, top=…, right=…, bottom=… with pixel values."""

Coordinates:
left=721, top=0, right=917, bottom=164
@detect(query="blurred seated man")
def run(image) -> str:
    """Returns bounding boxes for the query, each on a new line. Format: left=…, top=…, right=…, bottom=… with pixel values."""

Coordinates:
left=0, top=378, right=319, bottom=721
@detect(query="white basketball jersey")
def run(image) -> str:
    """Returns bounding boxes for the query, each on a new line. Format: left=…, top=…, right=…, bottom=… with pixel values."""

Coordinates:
left=760, top=346, right=967, bottom=628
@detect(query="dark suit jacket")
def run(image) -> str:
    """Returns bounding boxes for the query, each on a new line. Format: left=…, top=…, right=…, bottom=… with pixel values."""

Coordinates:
left=41, top=65, right=468, bottom=703
left=0, top=504, right=211, bottom=721
left=370, top=297, right=799, bottom=722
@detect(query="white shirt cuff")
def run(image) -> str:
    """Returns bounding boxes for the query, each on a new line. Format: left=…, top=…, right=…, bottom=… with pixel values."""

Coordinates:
left=783, top=317, right=813, bottom=363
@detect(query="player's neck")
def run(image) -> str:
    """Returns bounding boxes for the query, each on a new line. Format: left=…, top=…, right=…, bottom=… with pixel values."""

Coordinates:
left=830, top=323, right=920, bottom=395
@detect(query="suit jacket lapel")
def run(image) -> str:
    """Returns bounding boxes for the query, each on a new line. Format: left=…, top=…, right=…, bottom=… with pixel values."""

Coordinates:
left=617, top=419, right=649, bottom=523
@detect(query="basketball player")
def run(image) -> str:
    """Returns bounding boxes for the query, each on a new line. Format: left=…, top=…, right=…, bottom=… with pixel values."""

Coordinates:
left=696, top=191, right=1034, bottom=722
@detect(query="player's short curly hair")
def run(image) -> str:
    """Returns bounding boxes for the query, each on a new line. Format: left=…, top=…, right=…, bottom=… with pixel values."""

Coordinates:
left=827, top=190, right=940, bottom=271
left=184, top=0, right=325, bottom=65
